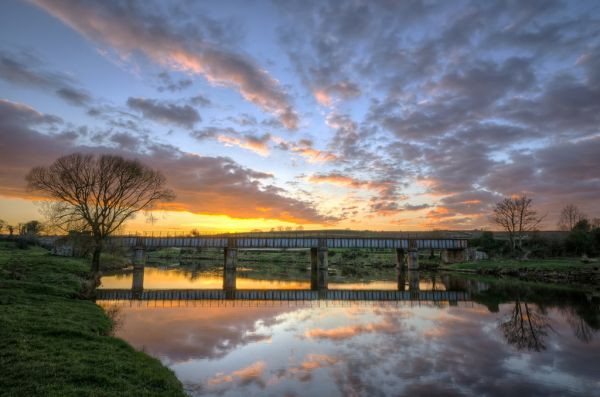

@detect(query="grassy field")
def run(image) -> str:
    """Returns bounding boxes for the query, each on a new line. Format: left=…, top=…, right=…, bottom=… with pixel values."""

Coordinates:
left=0, top=242, right=184, bottom=397
left=445, top=258, right=597, bottom=271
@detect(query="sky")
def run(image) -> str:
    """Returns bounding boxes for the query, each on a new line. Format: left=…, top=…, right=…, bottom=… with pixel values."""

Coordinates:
left=0, top=0, right=599, bottom=233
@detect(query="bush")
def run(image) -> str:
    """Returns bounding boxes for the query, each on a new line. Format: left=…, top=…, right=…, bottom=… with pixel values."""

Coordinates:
left=470, top=231, right=508, bottom=258
left=565, top=220, right=596, bottom=256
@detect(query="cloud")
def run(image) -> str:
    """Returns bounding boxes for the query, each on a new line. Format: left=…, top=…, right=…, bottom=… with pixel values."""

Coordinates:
left=273, top=137, right=337, bottom=163
left=126, top=97, right=200, bottom=128
left=0, top=49, right=91, bottom=106
left=32, top=0, right=299, bottom=129
left=156, top=71, right=193, bottom=92
left=305, top=319, right=396, bottom=341
left=307, top=173, right=389, bottom=192
left=208, top=361, right=267, bottom=388
left=217, top=133, right=271, bottom=156
left=0, top=99, right=335, bottom=224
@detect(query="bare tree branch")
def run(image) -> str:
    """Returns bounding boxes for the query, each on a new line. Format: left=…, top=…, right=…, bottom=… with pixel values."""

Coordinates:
left=27, top=153, right=174, bottom=273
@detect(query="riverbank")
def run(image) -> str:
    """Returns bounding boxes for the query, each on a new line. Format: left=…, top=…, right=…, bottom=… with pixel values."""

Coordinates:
left=443, top=258, right=600, bottom=288
left=0, top=242, right=185, bottom=396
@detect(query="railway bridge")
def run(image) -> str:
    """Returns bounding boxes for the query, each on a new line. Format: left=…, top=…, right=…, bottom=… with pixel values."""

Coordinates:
left=111, top=236, right=468, bottom=290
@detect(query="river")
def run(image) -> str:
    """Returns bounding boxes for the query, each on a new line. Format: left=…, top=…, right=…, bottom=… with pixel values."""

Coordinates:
left=97, top=261, right=600, bottom=396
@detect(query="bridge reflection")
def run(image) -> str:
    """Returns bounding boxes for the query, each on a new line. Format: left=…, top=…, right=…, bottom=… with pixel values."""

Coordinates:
left=97, top=266, right=471, bottom=303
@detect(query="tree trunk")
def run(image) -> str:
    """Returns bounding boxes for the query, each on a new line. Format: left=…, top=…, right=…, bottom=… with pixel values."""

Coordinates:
left=91, top=243, right=102, bottom=273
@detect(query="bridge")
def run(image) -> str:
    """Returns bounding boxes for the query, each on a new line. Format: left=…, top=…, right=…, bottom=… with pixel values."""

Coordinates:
left=95, top=288, right=471, bottom=303
left=95, top=265, right=473, bottom=305
left=114, top=236, right=468, bottom=280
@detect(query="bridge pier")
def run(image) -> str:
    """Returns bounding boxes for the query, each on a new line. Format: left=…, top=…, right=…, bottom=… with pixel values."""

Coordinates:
left=310, top=246, right=328, bottom=290
left=395, top=248, right=405, bottom=269
left=132, top=266, right=144, bottom=298
left=133, top=246, right=146, bottom=268
left=223, top=266, right=236, bottom=295
left=407, top=249, right=419, bottom=270
left=406, top=240, right=419, bottom=270
left=408, top=270, right=420, bottom=292
left=397, top=268, right=406, bottom=291
left=224, top=247, right=238, bottom=270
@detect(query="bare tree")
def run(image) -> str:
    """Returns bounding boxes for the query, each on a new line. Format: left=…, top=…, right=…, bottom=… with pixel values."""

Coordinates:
left=0, top=219, right=5, bottom=234
left=27, top=153, right=174, bottom=273
left=558, top=204, right=586, bottom=231
left=492, top=195, right=544, bottom=252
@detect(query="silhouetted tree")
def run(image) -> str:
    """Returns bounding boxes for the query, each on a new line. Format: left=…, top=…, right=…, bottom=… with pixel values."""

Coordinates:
left=0, top=219, right=5, bottom=234
left=558, top=204, right=586, bottom=231
left=500, top=298, right=553, bottom=351
left=19, top=220, right=43, bottom=237
left=492, top=195, right=544, bottom=253
left=565, top=219, right=595, bottom=256
left=27, top=153, right=174, bottom=274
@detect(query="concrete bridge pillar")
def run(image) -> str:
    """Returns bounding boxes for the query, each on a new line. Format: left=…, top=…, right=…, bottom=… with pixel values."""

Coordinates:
left=133, top=246, right=146, bottom=268
left=310, top=244, right=328, bottom=290
left=395, top=248, right=405, bottom=269
left=407, top=240, right=419, bottom=270
left=223, top=266, right=236, bottom=294
left=397, top=268, right=406, bottom=291
left=224, top=247, right=238, bottom=269
left=223, top=238, right=238, bottom=297
left=132, top=266, right=144, bottom=299
left=408, top=270, right=420, bottom=292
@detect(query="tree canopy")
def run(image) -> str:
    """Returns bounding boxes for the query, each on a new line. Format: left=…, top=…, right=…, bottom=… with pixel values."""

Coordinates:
left=27, top=153, right=174, bottom=273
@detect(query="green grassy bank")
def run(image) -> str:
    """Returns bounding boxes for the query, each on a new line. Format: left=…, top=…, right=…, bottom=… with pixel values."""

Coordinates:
left=445, top=258, right=597, bottom=271
left=443, top=258, right=600, bottom=288
left=0, top=242, right=185, bottom=397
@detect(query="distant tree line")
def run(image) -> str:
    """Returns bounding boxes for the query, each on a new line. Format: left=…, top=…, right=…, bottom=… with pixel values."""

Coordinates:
left=477, top=197, right=600, bottom=259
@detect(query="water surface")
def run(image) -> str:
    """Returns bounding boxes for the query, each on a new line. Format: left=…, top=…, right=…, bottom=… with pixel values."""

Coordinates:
left=98, top=264, right=600, bottom=396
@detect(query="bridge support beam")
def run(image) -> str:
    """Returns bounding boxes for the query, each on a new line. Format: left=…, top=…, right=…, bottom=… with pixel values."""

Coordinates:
left=224, top=247, right=238, bottom=270
left=441, top=249, right=465, bottom=264
left=224, top=240, right=238, bottom=297
left=397, top=268, right=406, bottom=291
left=223, top=266, right=236, bottom=295
left=310, top=247, right=328, bottom=290
left=133, top=246, right=146, bottom=268
left=407, top=249, right=419, bottom=270
left=395, top=248, right=405, bottom=269
left=132, top=266, right=144, bottom=298
left=408, top=270, right=420, bottom=292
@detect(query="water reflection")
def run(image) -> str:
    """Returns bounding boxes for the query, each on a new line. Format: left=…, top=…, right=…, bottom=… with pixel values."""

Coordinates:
left=97, top=267, right=600, bottom=396
left=500, top=298, right=553, bottom=352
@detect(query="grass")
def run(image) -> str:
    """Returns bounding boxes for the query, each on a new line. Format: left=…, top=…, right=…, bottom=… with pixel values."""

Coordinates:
left=445, top=258, right=597, bottom=271
left=0, top=242, right=185, bottom=397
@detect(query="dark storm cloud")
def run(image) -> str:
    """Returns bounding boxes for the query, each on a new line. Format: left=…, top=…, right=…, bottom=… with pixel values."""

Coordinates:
left=126, top=97, right=200, bottom=128
left=0, top=99, right=335, bottom=224
left=0, top=49, right=91, bottom=106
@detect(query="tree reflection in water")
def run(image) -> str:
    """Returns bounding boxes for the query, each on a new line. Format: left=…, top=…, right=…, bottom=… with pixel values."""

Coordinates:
left=500, top=298, right=554, bottom=352
left=564, top=307, right=598, bottom=343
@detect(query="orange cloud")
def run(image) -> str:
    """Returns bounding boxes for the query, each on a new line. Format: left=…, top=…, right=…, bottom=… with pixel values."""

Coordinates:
left=307, top=173, right=389, bottom=192
left=217, top=134, right=270, bottom=156
left=305, top=319, right=396, bottom=340
left=208, top=361, right=267, bottom=386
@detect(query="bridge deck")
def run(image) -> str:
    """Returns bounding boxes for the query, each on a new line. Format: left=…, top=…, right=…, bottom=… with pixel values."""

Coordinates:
left=96, top=289, right=470, bottom=302
left=112, top=237, right=467, bottom=249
